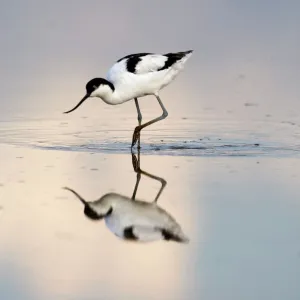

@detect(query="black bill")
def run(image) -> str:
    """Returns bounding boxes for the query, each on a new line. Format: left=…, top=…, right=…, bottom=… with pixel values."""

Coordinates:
left=63, top=187, right=87, bottom=205
left=63, top=94, right=90, bottom=114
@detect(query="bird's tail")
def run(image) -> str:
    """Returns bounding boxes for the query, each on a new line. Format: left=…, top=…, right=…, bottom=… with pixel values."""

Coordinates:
left=164, top=50, right=193, bottom=71
left=175, top=231, right=190, bottom=244
left=181, top=50, right=193, bottom=62
left=182, top=50, right=193, bottom=55
left=162, top=228, right=190, bottom=244
left=165, top=50, right=193, bottom=60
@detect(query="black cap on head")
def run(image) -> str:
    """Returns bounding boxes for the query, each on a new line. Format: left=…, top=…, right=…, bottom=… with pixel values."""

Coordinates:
left=63, top=78, right=115, bottom=114
left=83, top=205, right=113, bottom=221
left=84, top=205, right=104, bottom=220
left=86, top=78, right=115, bottom=94
left=85, top=78, right=103, bottom=95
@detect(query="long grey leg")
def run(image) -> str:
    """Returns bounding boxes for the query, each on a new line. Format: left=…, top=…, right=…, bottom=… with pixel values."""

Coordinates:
left=134, top=98, right=142, bottom=149
left=134, top=98, right=142, bottom=125
left=131, top=95, right=168, bottom=148
left=131, top=149, right=167, bottom=203
left=139, top=168, right=167, bottom=203
left=131, top=149, right=141, bottom=200
left=131, top=172, right=141, bottom=200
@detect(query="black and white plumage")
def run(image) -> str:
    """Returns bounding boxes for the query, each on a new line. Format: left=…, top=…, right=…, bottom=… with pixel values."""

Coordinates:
left=64, top=50, right=193, bottom=148
left=116, top=51, right=192, bottom=74
left=63, top=189, right=189, bottom=243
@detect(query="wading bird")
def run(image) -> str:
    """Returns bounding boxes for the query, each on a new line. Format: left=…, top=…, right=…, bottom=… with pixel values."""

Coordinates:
left=63, top=51, right=193, bottom=148
left=63, top=152, right=189, bottom=243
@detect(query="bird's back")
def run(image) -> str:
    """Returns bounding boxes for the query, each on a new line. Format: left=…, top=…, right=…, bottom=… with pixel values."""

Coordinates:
left=106, top=51, right=193, bottom=101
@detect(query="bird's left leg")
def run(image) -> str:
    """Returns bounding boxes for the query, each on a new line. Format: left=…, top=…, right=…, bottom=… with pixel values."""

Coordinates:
left=131, top=95, right=168, bottom=148
left=131, top=149, right=141, bottom=200
left=134, top=98, right=142, bottom=149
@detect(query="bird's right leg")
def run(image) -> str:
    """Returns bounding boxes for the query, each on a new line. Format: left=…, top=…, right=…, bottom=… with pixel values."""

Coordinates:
left=131, top=95, right=168, bottom=148
left=134, top=98, right=142, bottom=149
left=134, top=98, right=142, bottom=125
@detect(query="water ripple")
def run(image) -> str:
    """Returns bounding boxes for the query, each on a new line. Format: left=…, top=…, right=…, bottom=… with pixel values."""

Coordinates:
left=1, top=117, right=300, bottom=157
left=27, top=140, right=300, bottom=157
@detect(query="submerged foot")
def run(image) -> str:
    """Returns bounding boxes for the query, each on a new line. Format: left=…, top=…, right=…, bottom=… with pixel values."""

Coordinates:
left=131, top=127, right=141, bottom=148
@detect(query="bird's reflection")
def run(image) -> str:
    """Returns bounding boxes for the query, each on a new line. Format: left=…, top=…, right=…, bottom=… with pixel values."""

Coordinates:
left=64, top=150, right=189, bottom=244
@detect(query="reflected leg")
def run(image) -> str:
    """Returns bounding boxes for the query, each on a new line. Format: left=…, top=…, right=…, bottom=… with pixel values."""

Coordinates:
left=131, top=148, right=167, bottom=202
left=131, top=149, right=141, bottom=200
left=139, top=168, right=167, bottom=203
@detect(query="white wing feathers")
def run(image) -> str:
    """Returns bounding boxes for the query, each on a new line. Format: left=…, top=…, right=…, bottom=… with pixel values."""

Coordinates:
left=134, top=55, right=168, bottom=74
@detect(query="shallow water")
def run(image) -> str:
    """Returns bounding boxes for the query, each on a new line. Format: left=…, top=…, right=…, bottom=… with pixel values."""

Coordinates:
left=0, top=113, right=300, bottom=299
left=2, top=0, right=300, bottom=298
left=1, top=111, right=300, bottom=157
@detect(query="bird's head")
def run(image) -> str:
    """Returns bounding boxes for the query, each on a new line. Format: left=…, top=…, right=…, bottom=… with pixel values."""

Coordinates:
left=83, top=203, right=113, bottom=221
left=63, top=187, right=113, bottom=221
left=63, top=78, right=115, bottom=114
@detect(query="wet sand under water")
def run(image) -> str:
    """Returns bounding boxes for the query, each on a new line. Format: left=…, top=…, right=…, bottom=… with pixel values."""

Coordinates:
left=0, top=140, right=300, bottom=300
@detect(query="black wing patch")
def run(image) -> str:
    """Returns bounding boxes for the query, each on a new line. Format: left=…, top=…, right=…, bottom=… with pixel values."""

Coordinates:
left=117, top=50, right=192, bottom=74
left=117, top=53, right=153, bottom=73
left=123, top=226, right=139, bottom=240
left=117, top=53, right=152, bottom=62
left=126, top=53, right=153, bottom=73
left=158, top=50, right=193, bottom=71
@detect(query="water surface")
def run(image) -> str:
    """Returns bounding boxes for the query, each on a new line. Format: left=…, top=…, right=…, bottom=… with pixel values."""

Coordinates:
left=1, top=0, right=300, bottom=298
left=0, top=136, right=300, bottom=299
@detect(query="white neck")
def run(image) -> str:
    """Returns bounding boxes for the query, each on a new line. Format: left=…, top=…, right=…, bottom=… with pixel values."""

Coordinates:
left=91, top=84, right=128, bottom=105
left=101, top=91, right=125, bottom=105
